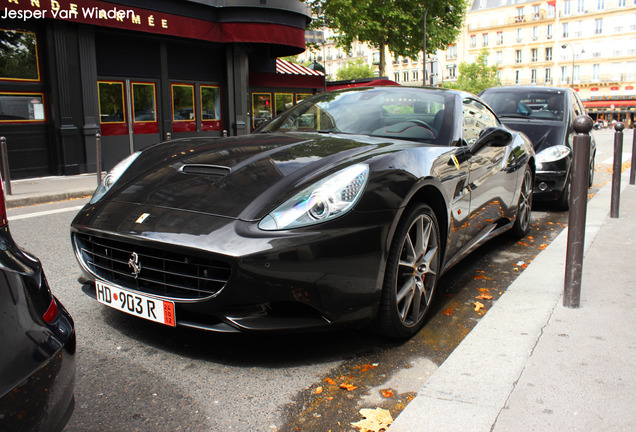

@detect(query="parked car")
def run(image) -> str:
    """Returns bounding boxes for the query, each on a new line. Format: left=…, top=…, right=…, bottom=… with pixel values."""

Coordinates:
left=70, top=86, right=534, bottom=338
left=0, top=179, right=76, bottom=432
left=479, top=86, right=596, bottom=210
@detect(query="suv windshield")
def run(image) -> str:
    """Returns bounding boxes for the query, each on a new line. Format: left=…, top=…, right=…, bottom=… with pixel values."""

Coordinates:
left=258, top=88, right=453, bottom=144
left=481, top=90, right=566, bottom=121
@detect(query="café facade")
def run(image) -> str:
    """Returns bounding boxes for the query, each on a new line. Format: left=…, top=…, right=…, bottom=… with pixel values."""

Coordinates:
left=0, top=0, right=319, bottom=179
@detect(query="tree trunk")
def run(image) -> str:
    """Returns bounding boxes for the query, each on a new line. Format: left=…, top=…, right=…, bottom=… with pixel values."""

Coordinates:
left=378, top=41, right=386, bottom=77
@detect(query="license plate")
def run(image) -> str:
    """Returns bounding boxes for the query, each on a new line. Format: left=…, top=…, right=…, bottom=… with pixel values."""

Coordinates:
left=95, top=280, right=176, bottom=327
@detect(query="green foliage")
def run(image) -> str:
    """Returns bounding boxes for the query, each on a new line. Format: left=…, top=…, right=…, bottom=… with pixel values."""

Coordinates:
left=305, top=0, right=468, bottom=76
left=443, top=49, right=501, bottom=95
left=335, top=58, right=375, bottom=80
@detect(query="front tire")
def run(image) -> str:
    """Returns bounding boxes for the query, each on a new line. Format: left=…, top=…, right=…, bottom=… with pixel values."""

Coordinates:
left=377, top=204, right=441, bottom=338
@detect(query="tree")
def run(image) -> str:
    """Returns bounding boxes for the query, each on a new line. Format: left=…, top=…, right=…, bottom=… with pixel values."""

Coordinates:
left=335, top=58, right=376, bottom=80
left=306, top=0, right=467, bottom=77
left=443, top=48, right=501, bottom=94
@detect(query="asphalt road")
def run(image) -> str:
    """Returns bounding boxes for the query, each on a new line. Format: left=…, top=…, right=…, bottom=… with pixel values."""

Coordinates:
left=6, top=129, right=622, bottom=432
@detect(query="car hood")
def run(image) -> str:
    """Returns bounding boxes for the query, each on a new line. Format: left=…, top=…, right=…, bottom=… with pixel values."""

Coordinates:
left=498, top=118, right=566, bottom=154
left=94, top=133, right=393, bottom=221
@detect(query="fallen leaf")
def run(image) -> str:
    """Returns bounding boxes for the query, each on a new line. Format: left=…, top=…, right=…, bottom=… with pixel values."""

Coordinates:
left=339, top=383, right=358, bottom=391
left=477, top=288, right=491, bottom=293
left=325, top=378, right=336, bottom=386
left=473, top=275, right=492, bottom=280
left=351, top=408, right=393, bottom=432
left=381, top=389, right=394, bottom=398
left=539, top=244, right=548, bottom=250
left=357, top=363, right=377, bottom=373
left=442, top=307, right=454, bottom=316
left=315, top=387, right=323, bottom=395
left=476, top=293, right=493, bottom=300
left=474, top=301, right=485, bottom=312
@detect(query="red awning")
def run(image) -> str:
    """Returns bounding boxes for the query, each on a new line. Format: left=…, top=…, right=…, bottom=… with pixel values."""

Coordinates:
left=276, top=59, right=324, bottom=76
left=584, top=100, right=636, bottom=108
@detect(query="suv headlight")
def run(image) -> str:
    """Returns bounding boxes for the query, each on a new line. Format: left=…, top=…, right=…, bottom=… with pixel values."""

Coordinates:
left=259, top=164, right=369, bottom=230
left=536, top=145, right=571, bottom=164
left=90, top=152, right=140, bottom=204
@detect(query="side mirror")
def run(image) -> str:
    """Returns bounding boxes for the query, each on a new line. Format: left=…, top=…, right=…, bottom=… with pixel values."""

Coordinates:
left=473, top=127, right=512, bottom=152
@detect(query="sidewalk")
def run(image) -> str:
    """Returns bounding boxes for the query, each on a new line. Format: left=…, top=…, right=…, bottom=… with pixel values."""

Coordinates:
left=390, top=172, right=636, bottom=431
left=4, top=173, right=97, bottom=208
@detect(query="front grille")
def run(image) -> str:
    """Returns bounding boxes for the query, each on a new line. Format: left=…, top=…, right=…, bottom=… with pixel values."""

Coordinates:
left=74, top=233, right=231, bottom=300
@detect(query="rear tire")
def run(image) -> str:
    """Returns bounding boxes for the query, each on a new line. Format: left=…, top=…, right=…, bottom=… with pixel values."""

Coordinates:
left=376, top=204, right=441, bottom=339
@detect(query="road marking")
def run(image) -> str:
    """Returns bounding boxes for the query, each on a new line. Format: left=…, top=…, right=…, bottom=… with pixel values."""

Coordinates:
left=8, top=205, right=86, bottom=221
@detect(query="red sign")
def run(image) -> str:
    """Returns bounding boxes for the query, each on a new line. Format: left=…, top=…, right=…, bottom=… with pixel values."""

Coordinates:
left=2, top=0, right=305, bottom=49
left=611, top=87, right=619, bottom=91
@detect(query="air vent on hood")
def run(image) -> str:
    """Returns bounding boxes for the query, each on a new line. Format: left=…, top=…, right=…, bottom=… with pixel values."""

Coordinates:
left=179, top=164, right=231, bottom=177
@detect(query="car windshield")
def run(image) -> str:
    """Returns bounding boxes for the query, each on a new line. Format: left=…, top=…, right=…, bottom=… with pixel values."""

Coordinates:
left=481, top=90, right=566, bottom=121
left=259, top=88, right=451, bottom=144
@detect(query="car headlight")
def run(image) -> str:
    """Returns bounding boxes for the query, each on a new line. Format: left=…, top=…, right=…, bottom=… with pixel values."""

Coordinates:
left=90, top=152, right=141, bottom=204
left=536, top=145, right=571, bottom=164
left=259, top=164, right=369, bottom=230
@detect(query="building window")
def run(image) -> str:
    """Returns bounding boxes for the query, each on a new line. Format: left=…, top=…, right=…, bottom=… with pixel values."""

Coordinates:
left=597, top=0, right=605, bottom=10
left=201, top=85, right=222, bottom=131
left=517, top=28, right=523, bottom=43
left=296, top=93, right=312, bottom=103
left=99, top=82, right=126, bottom=124
left=547, top=24, right=553, bottom=39
left=515, top=70, right=521, bottom=84
left=403, top=71, right=409, bottom=82
left=548, top=3, right=556, bottom=17
left=561, top=66, right=569, bottom=84
left=545, top=68, right=552, bottom=84
left=574, top=65, right=581, bottom=83
left=274, top=93, right=293, bottom=116
left=516, top=49, right=523, bottom=63
left=593, top=64, right=600, bottom=81
left=448, top=65, right=457, bottom=79
left=545, top=47, right=553, bottom=61
left=0, top=92, right=46, bottom=123
left=532, top=26, right=539, bottom=40
left=413, top=70, right=419, bottom=82
left=563, top=22, right=569, bottom=38
left=533, top=5, right=540, bottom=19
left=595, top=18, right=603, bottom=34
left=470, top=35, right=477, bottom=48
left=394, top=72, right=400, bottom=82
left=172, top=84, right=195, bottom=122
left=496, top=51, right=503, bottom=65
left=497, top=31, right=503, bottom=45
left=447, top=44, right=457, bottom=59
left=531, top=69, right=537, bottom=84
left=132, top=83, right=157, bottom=123
left=577, top=0, right=585, bottom=13
left=618, top=0, right=625, bottom=6
left=483, top=33, right=489, bottom=47
left=516, top=7, right=525, bottom=22
left=0, top=29, right=40, bottom=82
left=532, top=48, right=538, bottom=62
left=563, top=0, right=571, bottom=16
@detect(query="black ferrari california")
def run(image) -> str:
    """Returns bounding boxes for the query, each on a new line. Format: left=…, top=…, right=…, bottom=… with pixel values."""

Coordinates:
left=71, top=87, right=534, bottom=338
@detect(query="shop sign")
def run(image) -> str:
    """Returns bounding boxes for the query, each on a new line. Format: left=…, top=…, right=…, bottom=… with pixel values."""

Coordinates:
left=1, top=0, right=305, bottom=48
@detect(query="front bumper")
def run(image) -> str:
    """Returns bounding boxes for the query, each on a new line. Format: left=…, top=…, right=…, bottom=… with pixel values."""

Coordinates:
left=533, top=157, right=571, bottom=201
left=72, top=202, right=396, bottom=333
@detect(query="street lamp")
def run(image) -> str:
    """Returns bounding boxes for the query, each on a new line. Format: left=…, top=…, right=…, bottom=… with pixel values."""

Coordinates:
left=561, top=43, right=584, bottom=88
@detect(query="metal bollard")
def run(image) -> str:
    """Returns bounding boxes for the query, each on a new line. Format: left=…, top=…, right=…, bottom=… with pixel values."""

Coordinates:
left=630, top=126, right=635, bottom=186
left=610, top=122, right=624, bottom=218
left=564, top=115, right=593, bottom=309
left=96, top=133, right=102, bottom=185
left=165, top=132, right=172, bottom=141
left=0, top=136, right=11, bottom=195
